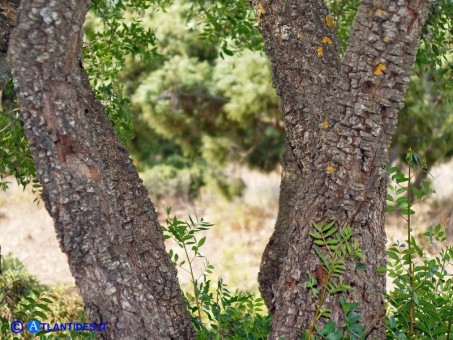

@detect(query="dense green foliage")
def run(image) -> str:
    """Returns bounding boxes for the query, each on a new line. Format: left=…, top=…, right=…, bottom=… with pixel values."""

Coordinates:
left=1, top=0, right=452, bottom=196
left=385, top=151, right=453, bottom=339
left=123, top=0, right=282, bottom=197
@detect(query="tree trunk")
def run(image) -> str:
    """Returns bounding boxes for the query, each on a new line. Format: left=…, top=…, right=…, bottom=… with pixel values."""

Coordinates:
left=255, top=0, right=431, bottom=338
left=8, top=1, right=194, bottom=339
left=258, top=141, right=302, bottom=311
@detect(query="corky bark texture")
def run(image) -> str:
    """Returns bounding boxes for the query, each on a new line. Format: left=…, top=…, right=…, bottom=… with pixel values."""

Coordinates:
left=258, top=141, right=301, bottom=310
left=255, top=0, right=431, bottom=338
left=8, top=0, right=194, bottom=339
left=0, top=0, right=19, bottom=92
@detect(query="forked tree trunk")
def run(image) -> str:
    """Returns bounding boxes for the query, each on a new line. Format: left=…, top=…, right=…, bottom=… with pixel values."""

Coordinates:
left=8, top=0, right=193, bottom=338
left=255, top=0, right=431, bottom=338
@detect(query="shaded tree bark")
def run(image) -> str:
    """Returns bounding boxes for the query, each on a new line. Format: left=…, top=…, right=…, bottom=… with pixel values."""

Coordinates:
left=255, top=0, right=431, bottom=338
left=8, top=0, right=194, bottom=338
left=258, top=141, right=301, bottom=310
left=0, top=0, right=19, bottom=103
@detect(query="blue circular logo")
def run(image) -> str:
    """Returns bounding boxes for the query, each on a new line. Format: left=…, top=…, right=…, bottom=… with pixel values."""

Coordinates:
left=10, top=320, right=24, bottom=334
left=27, top=320, right=41, bottom=334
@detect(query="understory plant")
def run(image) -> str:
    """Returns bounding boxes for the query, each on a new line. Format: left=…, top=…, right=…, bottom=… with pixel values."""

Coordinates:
left=0, top=254, right=93, bottom=339
left=161, top=207, right=270, bottom=339
left=385, top=150, right=453, bottom=339
left=304, top=222, right=366, bottom=340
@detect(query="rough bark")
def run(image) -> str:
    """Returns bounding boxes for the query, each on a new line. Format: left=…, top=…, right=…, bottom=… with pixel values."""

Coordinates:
left=8, top=0, right=194, bottom=339
left=255, top=0, right=431, bottom=338
left=258, top=141, right=301, bottom=310
left=0, top=0, right=19, bottom=54
left=0, top=0, right=19, bottom=93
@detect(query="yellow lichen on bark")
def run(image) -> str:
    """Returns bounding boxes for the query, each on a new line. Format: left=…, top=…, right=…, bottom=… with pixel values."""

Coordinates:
left=374, top=63, right=387, bottom=75
left=375, top=8, right=384, bottom=15
left=325, top=16, right=334, bottom=29
left=322, top=36, right=333, bottom=45
left=326, top=165, right=336, bottom=173
left=298, top=33, right=303, bottom=41
left=256, top=2, right=266, bottom=24
left=317, top=46, right=323, bottom=57
left=321, top=119, right=329, bottom=129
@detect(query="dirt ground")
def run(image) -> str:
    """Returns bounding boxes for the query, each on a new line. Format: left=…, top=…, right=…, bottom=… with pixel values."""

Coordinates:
left=0, top=160, right=451, bottom=290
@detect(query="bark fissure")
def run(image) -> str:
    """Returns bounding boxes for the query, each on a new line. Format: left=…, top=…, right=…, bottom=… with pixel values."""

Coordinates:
left=8, top=0, right=194, bottom=338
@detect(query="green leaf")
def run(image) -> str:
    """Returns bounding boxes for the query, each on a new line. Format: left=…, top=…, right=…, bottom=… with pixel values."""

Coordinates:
left=198, top=237, right=206, bottom=247
left=387, top=166, right=398, bottom=175
left=412, top=187, right=423, bottom=199
left=33, top=310, right=47, bottom=319
left=422, top=180, right=431, bottom=194
left=355, top=262, right=365, bottom=270
left=322, top=221, right=336, bottom=232
left=312, top=221, right=322, bottom=231
left=36, top=304, right=52, bottom=313
left=396, top=187, right=407, bottom=195
left=396, top=196, right=408, bottom=204
left=320, top=321, right=336, bottom=336
left=224, top=48, right=234, bottom=56
left=25, top=296, right=36, bottom=306
left=389, top=315, right=396, bottom=329
left=313, top=245, right=329, bottom=268
left=320, top=308, right=331, bottom=318
left=376, top=266, right=387, bottom=273
left=309, top=232, right=323, bottom=240
left=413, top=292, right=419, bottom=305
left=434, top=224, right=441, bottom=234
left=324, top=226, right=338, bottom=238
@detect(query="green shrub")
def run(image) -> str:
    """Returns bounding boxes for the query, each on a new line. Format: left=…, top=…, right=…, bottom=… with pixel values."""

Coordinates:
left=0, top=254, right=92, bottom=339
left=385, top=150, right=453, bottom=339
left=161, top=207, right=270, bottom=339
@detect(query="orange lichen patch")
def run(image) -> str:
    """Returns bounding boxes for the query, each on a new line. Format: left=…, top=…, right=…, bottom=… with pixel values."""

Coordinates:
left=298, top=33, right=304, bottom=41
left=322, top=36, right=333, bottom=45
left=325, top=15, right=335, bottom=29
left=326, top=165, right=336, bottom=173
left=383, top=35, right=390, bottom=42
left=257, top=2, right=266, bottom=15
left=375, top=8, right=384, bottom=15
left=321, top=119, right=329, bottom=129
left=317, top=46, right=324, bottom=57
left=374, top=63, right=387, bottom=75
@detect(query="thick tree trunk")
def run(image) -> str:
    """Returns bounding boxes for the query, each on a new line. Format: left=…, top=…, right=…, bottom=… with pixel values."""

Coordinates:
left=255, top=0, right=431, bottom=338
left=8, top=1, right=194, bottom=339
